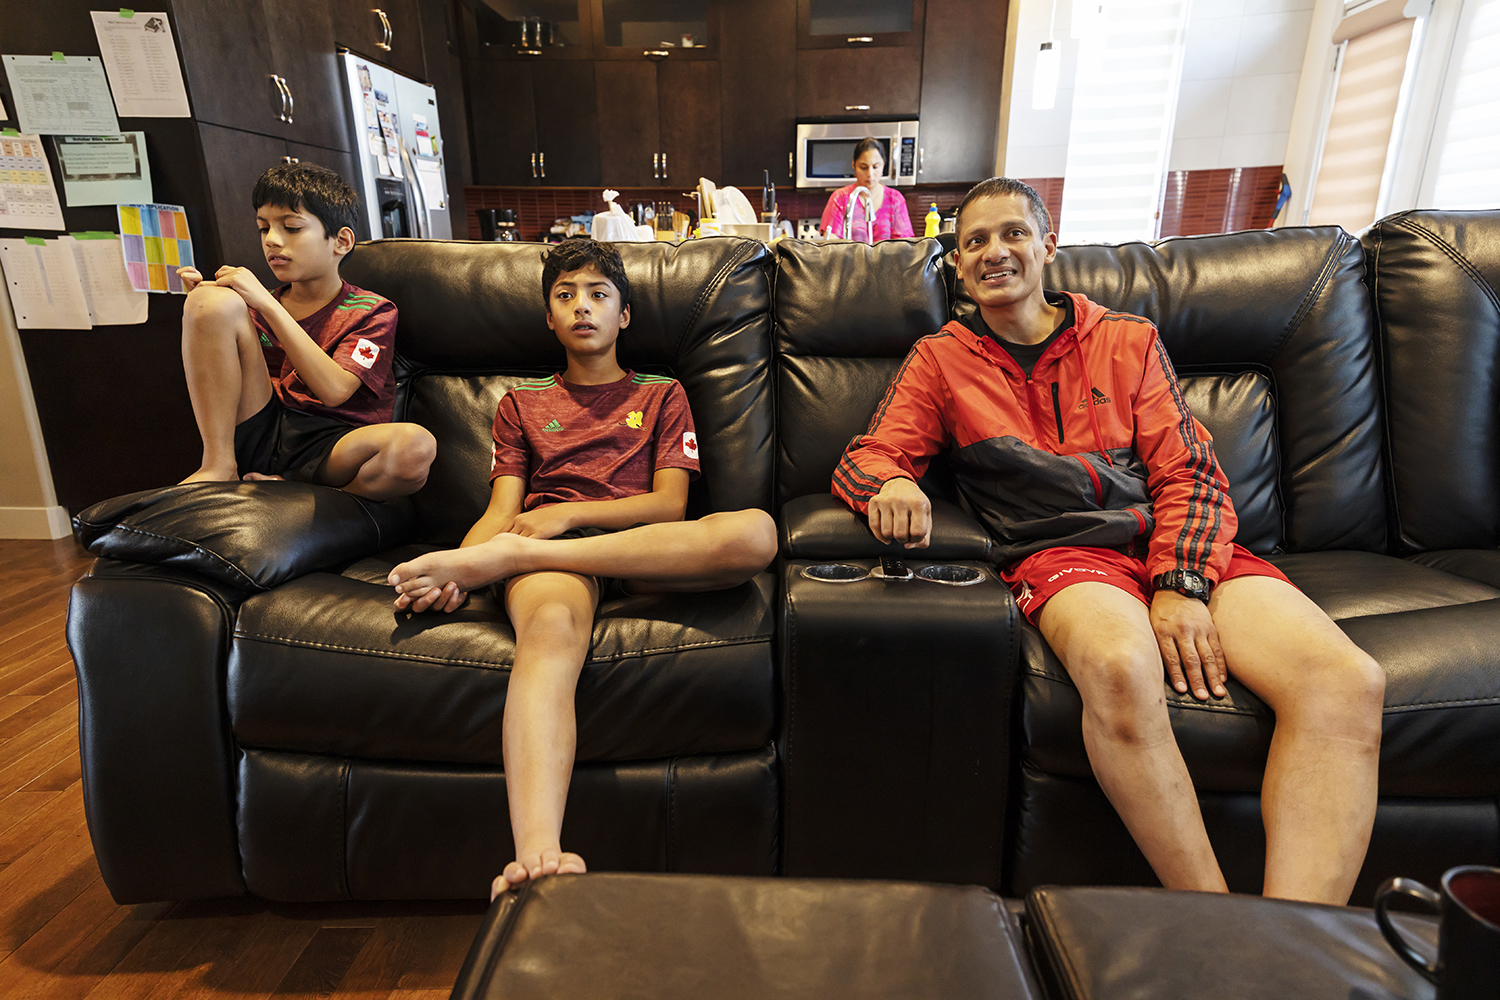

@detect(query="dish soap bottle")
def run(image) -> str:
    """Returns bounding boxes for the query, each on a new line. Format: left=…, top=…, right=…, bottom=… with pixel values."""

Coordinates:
left=924, top=203, right=941, bottom=238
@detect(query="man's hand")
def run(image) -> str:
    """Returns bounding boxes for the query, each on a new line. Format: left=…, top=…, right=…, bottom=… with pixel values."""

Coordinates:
left=1149, top=589, right=1227, bottom=700
left=211, top=266, right=277, bottom=313
left=505, top=505, right=573, bottom=539
left=867, top=477, right=931, bottom=549
left=177, top=266, right=204, bottom=292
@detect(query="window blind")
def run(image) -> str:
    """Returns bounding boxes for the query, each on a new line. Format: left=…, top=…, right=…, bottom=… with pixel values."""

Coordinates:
left=1427, top=0, right=1500, bottom=209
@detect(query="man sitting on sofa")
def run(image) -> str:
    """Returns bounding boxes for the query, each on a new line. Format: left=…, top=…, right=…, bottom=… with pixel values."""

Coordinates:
left=833, top=177, right=1386, bottom=904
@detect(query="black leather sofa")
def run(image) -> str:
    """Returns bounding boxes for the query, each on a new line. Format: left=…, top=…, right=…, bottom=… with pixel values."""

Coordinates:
left=68, top=209, right=1500, bottom=905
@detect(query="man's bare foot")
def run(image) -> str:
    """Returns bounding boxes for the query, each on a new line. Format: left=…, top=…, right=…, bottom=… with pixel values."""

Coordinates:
left=241, top=472, right=286, bottom=482
left=389, top=536, right=524, bottom=602
left=179, top=464, right=239, bottom=485
left=491, top=850, right=587, bottom=899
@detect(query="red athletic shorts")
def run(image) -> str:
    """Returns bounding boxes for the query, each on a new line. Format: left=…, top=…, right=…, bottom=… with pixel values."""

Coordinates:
left=1000, top=544, right=1292, bottom=625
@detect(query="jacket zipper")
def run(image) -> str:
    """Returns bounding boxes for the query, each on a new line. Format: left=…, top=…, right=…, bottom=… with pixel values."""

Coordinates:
left=1051, top=382, right=1064, bottom=444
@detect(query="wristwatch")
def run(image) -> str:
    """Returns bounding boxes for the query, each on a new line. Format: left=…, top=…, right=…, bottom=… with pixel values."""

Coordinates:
left=1152, top=569, right=1212, bottom=603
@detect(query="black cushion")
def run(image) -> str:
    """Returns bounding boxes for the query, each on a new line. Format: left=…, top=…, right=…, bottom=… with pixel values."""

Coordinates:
left=451, top=873, right=1041, bottom=1000
left=1363, top=209, right=1500, bottom=552
left=1025, top=886, right=1437, bottom=1000
left=73, top=482, right=413, bottom=591
left=228, top=560, right=776, bottom=766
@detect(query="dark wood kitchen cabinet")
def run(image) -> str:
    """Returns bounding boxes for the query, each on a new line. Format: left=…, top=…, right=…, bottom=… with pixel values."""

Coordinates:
left=797, top=0, right=926, bottom=49
left=595, top=60, right=720, bottom=187
left=468, top=59, right=602, bottom=186
left=918, top=0, right=1006, bottom=183
left=331, top=0, right=427, bottom=79
left=796, top=46, right=923, bottom=119
left=593, top=0, right=717, bottom=59
left=720, top=0, right=796, bottom=187
left=172, top=0, right=351, bottom=152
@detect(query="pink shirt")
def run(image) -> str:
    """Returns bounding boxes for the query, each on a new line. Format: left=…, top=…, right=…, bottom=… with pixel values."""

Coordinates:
left=819, top=184, right=915, bottom=242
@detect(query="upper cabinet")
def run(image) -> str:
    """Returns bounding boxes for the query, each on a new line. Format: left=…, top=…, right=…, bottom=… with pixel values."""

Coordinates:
left=472, top=0, right=596, bottom=60
left=796, top=47, right=922, bottom=119
left=330, top=0, right=427, bottom=79
left=173, top=0, right=350, bottom=152
left=917, top=0, right=1006, bottom=184
left=797, top=0, right=926, bottom=49
left=593, top=0, right=716, bottom=59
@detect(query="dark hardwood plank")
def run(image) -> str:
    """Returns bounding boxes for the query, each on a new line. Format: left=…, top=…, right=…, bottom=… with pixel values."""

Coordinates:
left=0, top=727, right=76, bottom=800
left=165, top=911, right=321, bottom=1000
left=0, top=779, right=85, bottom=864
left=335, top=904, right=485, bottom=993
left=11, top=663, right=75, bottom=701
left=0, top=808, right=101, bottom=956
left=0, top=683, right=77, bottom=743
left=270, top=926, right=375, bottom=995
left=0, top=793, right=59, bottom=850
left=0, top=706, right=74, bottom=774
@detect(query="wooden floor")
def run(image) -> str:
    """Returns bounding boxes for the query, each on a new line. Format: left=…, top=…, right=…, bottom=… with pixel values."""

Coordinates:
left=0, top=537, right=485, bottom=999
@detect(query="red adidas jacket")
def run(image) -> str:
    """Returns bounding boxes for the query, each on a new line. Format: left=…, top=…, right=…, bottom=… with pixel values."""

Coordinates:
left=833, top=292, right=1238, bottom=582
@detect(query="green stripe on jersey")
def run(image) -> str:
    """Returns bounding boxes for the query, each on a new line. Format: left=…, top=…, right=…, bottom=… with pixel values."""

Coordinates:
left=511, top=377, right=557, bottom=392
left=632, top=374, right=674, bottom=384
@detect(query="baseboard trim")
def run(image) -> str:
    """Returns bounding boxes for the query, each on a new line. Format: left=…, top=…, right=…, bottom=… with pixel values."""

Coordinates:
left=0, top=505, right=73, bottom=540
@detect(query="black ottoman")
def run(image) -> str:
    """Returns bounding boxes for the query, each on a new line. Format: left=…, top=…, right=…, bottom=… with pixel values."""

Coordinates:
left=450, top=872, right=1042, bottom=999
left=1025, top=886, right=1441, bottom=999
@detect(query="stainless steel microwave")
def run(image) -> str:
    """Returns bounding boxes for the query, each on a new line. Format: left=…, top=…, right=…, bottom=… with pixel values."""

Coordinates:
left=796, top=120, right=920, bottom=188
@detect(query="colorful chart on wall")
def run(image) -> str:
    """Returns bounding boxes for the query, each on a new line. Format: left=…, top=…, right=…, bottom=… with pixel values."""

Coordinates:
left=117, top=202, right=192, bottom=293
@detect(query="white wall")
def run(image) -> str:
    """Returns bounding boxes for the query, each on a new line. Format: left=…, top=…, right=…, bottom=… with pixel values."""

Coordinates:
left=1004, top=0, right=1318, bottom=177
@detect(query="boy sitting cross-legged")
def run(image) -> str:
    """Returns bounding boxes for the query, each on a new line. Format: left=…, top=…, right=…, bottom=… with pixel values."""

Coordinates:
left=176, top=162, right=435, bottom=498
left=387, top=238, right=777, bottom=898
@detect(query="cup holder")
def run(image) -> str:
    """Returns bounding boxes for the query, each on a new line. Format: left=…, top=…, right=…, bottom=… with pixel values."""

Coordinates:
left=800, top=563, right=870, bottom=583
left=915, top=564, right=987, bottom=586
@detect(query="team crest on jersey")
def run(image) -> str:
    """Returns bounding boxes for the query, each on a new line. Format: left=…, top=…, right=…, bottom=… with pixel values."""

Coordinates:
left=623, top=410, right=644, bottom=429
left=351, top=338, right=381, bottom=369
left=682, top=432, right=698, bottom=459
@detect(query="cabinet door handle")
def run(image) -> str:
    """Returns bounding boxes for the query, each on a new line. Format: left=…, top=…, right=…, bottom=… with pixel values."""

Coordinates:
left=271, top=74, right=289, bottom=121
left=373, top=9, right=392, bottom=51
left=845, top=105, right=870, bottom=111
left=788, top=150, right=794, bottom=178
left=282, top=78, right=294, bottom=124
left=539, top=152, right=545, bottom=178
left=847, top=36, right=874, bottom=43
left=660, top=152, right=666, bottom=180
left=652, top=153, right=659, bottom=179
left=645, top=49, right=671, bottom=58
left=531, top=152, right=538, bottom=178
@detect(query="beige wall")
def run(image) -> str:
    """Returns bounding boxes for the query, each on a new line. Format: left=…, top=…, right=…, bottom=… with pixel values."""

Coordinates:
left=0, top=283, right=70, bottom=539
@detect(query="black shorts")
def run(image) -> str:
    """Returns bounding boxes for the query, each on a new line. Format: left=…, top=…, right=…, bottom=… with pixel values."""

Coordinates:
left=235, top=394, right=358, bottom=482
left=500, top=523, right=647, bottom=600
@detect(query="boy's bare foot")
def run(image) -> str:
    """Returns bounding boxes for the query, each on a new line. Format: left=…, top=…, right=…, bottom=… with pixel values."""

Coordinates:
left=241, top=472, right=286, bottom=482
left=179, top=464, right=239, bottom=485
left=389, top=536, right=524, bottom=602
left=491, top=850, right=587, bottom=898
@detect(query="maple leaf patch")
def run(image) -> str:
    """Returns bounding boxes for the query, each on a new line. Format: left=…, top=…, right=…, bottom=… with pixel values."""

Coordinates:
left=682, top=432, right=698, bottom=459
left=351, top=338, right=381, bottom=370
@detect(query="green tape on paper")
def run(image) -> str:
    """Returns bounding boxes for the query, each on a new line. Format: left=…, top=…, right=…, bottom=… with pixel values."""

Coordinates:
left=73, top=231, right=118, bottom=240
left=1, top=128, right=18, bottom=137
left=24, top=237, right=46, bottom=246
left=51, top=52, right=65, bottom=62
left=120, top=8, right=135, bottom=16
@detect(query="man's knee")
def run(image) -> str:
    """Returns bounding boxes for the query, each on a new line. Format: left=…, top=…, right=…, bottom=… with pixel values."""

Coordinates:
left=1072, top=645, right=1172, bottom=746
left=1294, top=649, right=1385, bottom=745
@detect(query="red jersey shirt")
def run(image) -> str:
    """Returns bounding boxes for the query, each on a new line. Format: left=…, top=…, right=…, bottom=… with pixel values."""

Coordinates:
left=252, top=280, right=397, bottom=426
left=490, top=371, right=701, bottom=512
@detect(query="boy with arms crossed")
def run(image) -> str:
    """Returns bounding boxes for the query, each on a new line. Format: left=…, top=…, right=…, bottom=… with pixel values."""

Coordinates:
left=388, top=239, right=776, bottom=897
left=176, top=162, right=434, bottom=498
left=835, top=178, right=1385, bottom=904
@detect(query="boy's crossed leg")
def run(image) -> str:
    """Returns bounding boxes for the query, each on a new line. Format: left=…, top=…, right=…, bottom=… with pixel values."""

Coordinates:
left=180, top=284, right=273, bottom=483
left=390, top=509, right=777, bottom=606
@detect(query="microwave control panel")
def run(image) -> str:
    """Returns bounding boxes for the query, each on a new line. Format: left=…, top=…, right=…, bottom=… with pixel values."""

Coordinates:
left=898, top=137, right=917, bottom=178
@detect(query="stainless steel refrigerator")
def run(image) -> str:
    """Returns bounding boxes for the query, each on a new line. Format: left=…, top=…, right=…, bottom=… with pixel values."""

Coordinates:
left=339, top=50, right=452, bottom=240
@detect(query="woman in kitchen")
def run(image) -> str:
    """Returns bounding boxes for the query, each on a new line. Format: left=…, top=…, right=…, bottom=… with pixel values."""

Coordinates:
left=819, top=137, right=915, bottom=242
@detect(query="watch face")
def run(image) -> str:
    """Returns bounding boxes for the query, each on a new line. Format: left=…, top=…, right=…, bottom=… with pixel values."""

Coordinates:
left=1180, top=570, right=1209, bottom=598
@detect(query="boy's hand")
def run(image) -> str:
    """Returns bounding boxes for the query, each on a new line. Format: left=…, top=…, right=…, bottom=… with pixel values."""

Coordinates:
left=177, top=266, right=204, bottom=292
left=506, top=506, right=573, bottom=539
left=212, top=265, right=277, bottom=313
left=396, top=580, right=469, bottom=614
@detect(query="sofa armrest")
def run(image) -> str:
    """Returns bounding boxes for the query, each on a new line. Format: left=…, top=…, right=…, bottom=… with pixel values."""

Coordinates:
left=74, top=481, right=415, bottom=591
left=68, top=559, right=250, bottom=901
left=780, top=493, right=993, bottom=561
